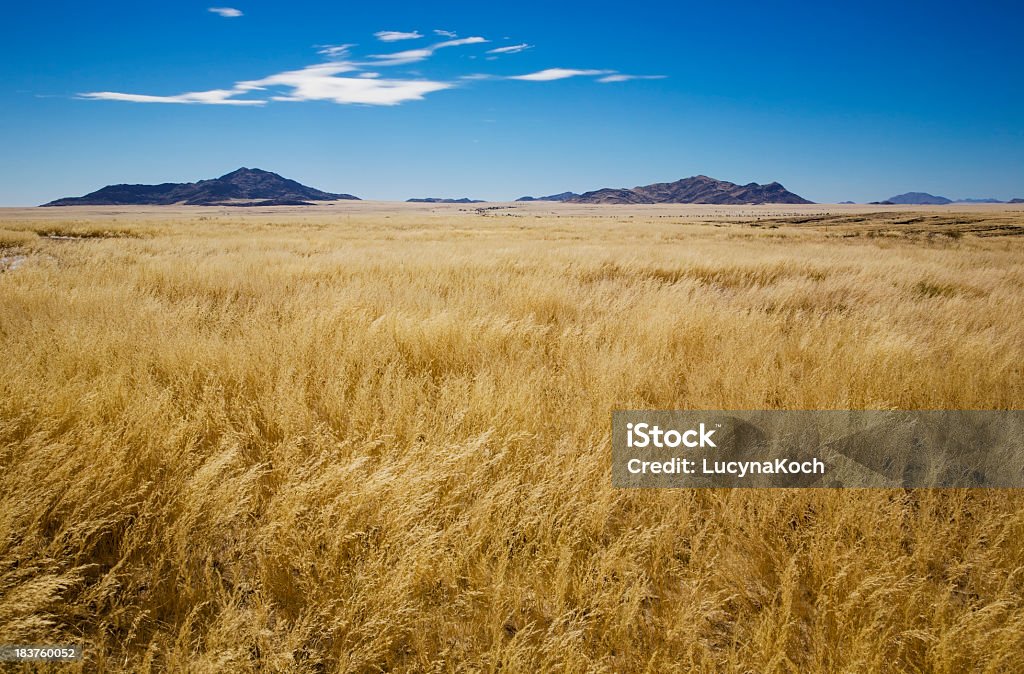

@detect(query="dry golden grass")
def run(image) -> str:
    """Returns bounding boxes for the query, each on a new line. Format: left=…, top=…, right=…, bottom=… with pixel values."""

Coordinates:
left=1, top=206, right=1024, bottom=672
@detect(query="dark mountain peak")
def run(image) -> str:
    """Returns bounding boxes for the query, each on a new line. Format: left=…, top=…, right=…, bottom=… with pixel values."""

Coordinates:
left=217, top=167, right=258, bottom=179
left=568, top=175, right=811, bottom=205
left=515, top=192, right=580, bottom=202
left=43, top=168, right=359, bottom=206
left=217, top=167, right=286, bottom=182
left=886, top=192, right=952, bottom=205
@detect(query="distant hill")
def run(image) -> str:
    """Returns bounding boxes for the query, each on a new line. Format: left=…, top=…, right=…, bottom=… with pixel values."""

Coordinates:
left=515, top=192, right=579, bottom=202
left=885, top=192, right=952, bottom=205
left=1010, top=198, right=1024, bottom=204
left=567, top=175, right=812, bottom=205
left=406, top=197, right=484, bottom=204
left=954, top=198, right=1004, bottom=204
left=42, top=168, right=359, bottom=206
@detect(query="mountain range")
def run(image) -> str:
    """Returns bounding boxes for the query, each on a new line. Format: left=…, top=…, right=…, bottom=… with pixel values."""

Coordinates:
left=407, top=197, right=484, bottom=204
left=518, top=176, right=811, bottom=204
left=42, top=168, right=359, bottom=206
left=879, top=192, right=1019, bottom=205
left=39, top=168, right=1020, bottom=207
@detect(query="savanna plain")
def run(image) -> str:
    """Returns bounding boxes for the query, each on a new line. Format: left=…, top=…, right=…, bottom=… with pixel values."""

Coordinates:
left=1, top=203, right=1023, bottom=672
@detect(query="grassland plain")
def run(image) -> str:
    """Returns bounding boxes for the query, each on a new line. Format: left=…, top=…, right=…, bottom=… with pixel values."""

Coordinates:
left=1, top=204, right=1024, bottom=672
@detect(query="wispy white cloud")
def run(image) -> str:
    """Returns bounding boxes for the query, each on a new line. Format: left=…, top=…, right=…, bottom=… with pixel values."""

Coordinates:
left=267, top=76, right=450, bottom=105
left=208, top=7, right=243, bottom=18
left=434, top=29, right=458, bottom=38
left=83, top=59, right=450, bottom=107
left=487, top=43, right=532, bottom=55
left=509, top=68, right=614, bottom=81
left=370, top=36, right=488, bottom=66
left=236, top=62, right=361, bottom=90
left=80, top=30, right=665, bottom=109
left=236, top=62, right=450, bottom=105
left=510, top=69, right=665, bottom=83
left=367, top=48, right=434, bottom=67
left=80, top=89, right=263, bottom=105
left=436, top=37, right=487, bottom=48
left=374, top=30, right=422, bottom=42
left=597, top=74, right=666, bottom=83
left=317, top=44, right=355, bottom=58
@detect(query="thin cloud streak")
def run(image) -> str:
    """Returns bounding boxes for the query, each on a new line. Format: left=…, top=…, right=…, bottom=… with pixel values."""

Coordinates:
left=367, top=48, right=433, bottom=67
left=208, top=7, right=243, bottom=18
left=317, top=44, right=355, bottom=58
left=510, top=68, right=614, bottom=81
left=487, top=43, right=532, bottom=55
left=436, top=37, right=488, bottom=48
left=80, top=89, right=263, bottom=105
left=597, top=74, right=667, bottom=83
left=374, top=30, right=422, bottom=42
left=369, top=36, right=488, bottom=66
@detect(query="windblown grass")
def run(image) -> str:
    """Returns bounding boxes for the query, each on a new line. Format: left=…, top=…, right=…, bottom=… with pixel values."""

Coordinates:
left=1, top=209, right=1023, bottom=671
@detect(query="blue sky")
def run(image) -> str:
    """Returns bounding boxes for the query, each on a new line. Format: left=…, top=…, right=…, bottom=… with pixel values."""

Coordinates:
left=2, top=1, right=1022, bottom=204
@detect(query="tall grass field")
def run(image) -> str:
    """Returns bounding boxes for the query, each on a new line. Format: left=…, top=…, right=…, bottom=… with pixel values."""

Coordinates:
left=2, top=207, right=1023, bottom=671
